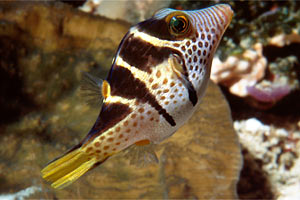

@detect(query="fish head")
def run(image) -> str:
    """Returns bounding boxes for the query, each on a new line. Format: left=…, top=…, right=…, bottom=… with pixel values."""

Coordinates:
left=134, top=4, right=233, bottom=100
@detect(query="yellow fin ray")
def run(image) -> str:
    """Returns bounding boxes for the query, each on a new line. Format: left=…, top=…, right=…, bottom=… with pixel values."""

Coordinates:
left=41, top=148, right=96, bottom=189
left=51, top=158, right=96, bottom=189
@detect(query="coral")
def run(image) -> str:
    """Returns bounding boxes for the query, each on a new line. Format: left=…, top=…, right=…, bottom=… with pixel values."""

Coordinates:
left=211, top=40, right=299, bottom=107
left=211, top=43, right=267, bottom=97
left=234, top=118, right=300, bottom=200
left=269, top=29, right=300, bottom=47
left=247, top=81, right=291, bottom=103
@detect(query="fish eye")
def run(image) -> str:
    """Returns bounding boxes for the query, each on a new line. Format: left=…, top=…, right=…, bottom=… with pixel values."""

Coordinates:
left=169, top=15, right=189, bottom=36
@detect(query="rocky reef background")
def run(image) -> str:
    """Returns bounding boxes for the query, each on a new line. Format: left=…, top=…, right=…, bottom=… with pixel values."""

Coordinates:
left=0, top=0, right=299, bottom=199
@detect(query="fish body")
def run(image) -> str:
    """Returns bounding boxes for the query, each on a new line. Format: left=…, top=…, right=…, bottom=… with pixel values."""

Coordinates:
left=42, top=4, right=233, bottom=189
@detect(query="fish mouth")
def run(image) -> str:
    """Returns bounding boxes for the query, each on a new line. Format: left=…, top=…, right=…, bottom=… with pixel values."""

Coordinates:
left=214, top=4, right=234, bottom=29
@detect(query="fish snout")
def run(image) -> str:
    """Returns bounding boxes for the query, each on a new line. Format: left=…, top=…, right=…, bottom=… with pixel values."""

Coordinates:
left=210, top=4, right=233, bottom=30
left=190, top=4, right=233, bottom=35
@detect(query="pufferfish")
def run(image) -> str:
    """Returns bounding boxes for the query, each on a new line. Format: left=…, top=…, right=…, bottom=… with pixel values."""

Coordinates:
left=42, top=4, right=233, bottom=189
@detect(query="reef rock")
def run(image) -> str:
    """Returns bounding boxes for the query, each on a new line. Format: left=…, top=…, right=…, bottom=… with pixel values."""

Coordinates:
left=269, top=29, right=300, bottom=47
left=0, top=1, right=130, bottom=110
left=235, top=118, right=300, bottom=200
left=211, top=43, right=267, bottom=97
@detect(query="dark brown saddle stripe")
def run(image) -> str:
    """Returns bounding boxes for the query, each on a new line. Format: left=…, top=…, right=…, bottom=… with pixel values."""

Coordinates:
left=107, top=65, right=176, bottom=126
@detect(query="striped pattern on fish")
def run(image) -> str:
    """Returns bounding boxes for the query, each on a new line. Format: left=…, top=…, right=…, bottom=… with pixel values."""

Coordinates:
left=41, top=4, right=234, bottom=189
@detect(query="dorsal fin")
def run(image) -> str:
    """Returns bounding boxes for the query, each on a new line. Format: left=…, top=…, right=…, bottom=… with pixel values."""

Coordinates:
left=80, top=72, right=104, bottom=107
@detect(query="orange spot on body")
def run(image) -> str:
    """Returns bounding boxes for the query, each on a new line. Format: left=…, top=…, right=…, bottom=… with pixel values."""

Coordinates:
left=186, top=41, right=191, bottom=47
left=116, top=127, right=121, bottom=132
left=192, top=45, right=197, bottom=51
left=94, top=142, right=100, bottom=147
left=163, top=78, right=168, bottom=84
left=135, top=139, right=150, bottom=146
left=201, top=33, right=205, bottom=40
left=104, top=146, right=109, bottom=150
left=131, top=114, right=137, bottom=118
left=100, top=136, right=105, bottom=140
left=156, top=70, right=161, bottom=78
left=86, top=147, right=93, bottom=153
left=138, top=108, right=144, bottom=113
left=207, top=34, right=211, bottom=40
left=152, top=83, right=159, bottom=90
left=193, top=56, right=198, bottom=62
left=198, top=42, right=203, bottom=48
left=108, top=138, right=114, bottom=142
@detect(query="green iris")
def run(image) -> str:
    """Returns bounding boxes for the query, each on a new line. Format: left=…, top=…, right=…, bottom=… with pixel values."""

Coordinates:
left=170, top=15, right=188, bottom=35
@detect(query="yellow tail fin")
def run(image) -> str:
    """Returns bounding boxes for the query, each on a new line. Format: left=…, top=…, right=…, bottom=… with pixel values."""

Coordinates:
left=41, top=147, right=96, bottom=189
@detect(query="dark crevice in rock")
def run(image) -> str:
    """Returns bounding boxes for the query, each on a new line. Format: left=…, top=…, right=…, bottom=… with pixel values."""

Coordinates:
left=60, top=0, right=85, bottom=8
left=237, top=149, right=274, bottom=200
left=221, top=85, right=300, bottom=128
left=0, top=175, right=24, bottom=193
left=0, top=37, right=37, bottom=126
left=263, top=43, right=300, bottom=63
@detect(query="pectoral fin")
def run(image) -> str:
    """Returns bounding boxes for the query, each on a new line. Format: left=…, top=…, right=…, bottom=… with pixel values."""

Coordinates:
left=80, top=72, right=104, bottom=106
